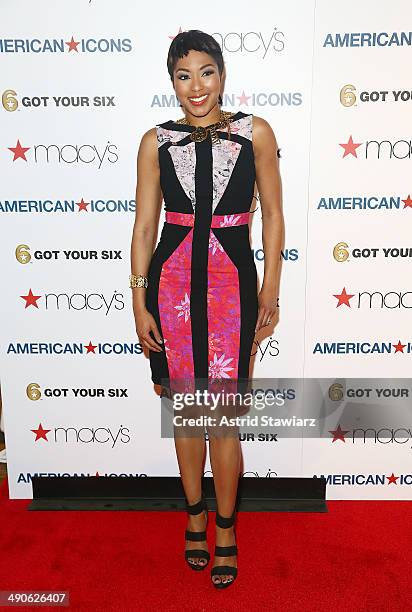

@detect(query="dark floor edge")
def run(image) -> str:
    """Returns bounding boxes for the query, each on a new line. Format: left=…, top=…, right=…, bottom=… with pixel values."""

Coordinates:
left=28, top=498, right=328, bottom=512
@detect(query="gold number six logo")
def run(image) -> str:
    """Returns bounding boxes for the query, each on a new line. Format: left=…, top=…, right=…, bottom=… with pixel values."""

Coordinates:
left=2, top=89, right=18, bottom=112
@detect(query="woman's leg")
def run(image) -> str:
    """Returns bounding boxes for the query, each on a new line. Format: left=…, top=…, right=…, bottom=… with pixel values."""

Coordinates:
left=209, top=432, right=240, bottom=584
left=174, top=435, right=206, bottom=503
left=174, top=434, right=208, bottom=567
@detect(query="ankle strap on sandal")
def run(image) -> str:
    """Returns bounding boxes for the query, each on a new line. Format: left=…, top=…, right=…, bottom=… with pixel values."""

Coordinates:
left=185, top=495, right=206, bottom=515
left=216, top=509, right=236, bottom=528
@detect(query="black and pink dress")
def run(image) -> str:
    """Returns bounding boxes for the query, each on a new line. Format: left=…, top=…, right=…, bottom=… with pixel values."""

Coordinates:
left=145, top=111, right=258, bottom=396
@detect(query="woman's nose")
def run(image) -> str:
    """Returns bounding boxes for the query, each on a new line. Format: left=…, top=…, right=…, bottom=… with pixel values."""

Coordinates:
left=191, top=78, right=202, bottom=92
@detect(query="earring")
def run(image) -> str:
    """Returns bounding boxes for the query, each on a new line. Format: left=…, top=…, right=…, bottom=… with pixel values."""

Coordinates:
left=218, top=94, right=223, bottom=105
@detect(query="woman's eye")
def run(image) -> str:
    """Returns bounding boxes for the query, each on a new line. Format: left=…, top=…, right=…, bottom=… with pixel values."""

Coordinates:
left=177, top=70, right=214, bottom=80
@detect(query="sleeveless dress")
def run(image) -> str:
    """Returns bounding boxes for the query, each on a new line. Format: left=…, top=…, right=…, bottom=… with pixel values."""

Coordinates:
left=145, top=110, right=258, bottom=397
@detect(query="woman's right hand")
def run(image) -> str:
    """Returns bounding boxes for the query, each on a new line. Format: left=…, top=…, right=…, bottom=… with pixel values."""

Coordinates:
left=134, top=307, right=164, bottom=352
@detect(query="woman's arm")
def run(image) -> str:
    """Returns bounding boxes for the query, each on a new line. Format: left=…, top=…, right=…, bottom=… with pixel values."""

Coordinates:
left=130, top=127, right=164, bottom=352
left=252, top=116, right=284, bottom=333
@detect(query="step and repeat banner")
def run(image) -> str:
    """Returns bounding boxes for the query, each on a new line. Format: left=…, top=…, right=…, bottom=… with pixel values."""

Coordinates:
left=0, top=0, right=410, bottom=499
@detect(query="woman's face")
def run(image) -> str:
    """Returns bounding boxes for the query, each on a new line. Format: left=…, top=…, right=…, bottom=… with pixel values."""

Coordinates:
left=173, top=50, right=221, bottom=118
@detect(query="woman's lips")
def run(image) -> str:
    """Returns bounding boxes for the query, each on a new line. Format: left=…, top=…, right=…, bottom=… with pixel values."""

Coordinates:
left=188, top=94, right=209, bottom=106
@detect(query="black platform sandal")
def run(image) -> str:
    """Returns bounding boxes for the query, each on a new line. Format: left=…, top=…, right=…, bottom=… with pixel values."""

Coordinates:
left=184, top=494, right=210, bottom=571
left=211, top=509, right=238, bottom=588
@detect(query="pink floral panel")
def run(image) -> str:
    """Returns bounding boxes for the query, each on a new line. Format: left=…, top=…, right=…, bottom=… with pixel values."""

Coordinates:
left=207, top=229, right=240, bottom=397
left=158, top=229, right=195, bottom=395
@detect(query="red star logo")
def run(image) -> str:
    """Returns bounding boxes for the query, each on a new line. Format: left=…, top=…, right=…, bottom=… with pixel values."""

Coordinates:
left=333, top=287, right=355, bottom=307
left=65, top=36, right=80, bottom=52
left=339, top=135, right=362, bottom=158
left=20, top=288, right=42, bottom=309
left=169, top=27, right=184, bottom=40
left=329, top=424, right=350, bottom=442
left=85, top=341, right=97, bottom=354
left=393, top=340, right=406, bottom=353
left=76, top=198, right=89, bottom=212
left=387, top=472, right=399, bottom=485
left=237, top=90, right=251, bottom=106
left=402, top=194, right=412, bottom=209
left=8, top=139, right=30, bottom=161
left=31, top=423, right=51, bottom=442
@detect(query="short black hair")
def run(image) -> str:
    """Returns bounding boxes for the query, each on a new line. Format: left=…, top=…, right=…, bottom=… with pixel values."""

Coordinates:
left=167, top=30, right=224, bottom=82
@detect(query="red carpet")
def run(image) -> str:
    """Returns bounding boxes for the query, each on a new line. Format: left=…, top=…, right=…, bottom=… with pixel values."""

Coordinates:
left=0, top=478, right=411, bottom=611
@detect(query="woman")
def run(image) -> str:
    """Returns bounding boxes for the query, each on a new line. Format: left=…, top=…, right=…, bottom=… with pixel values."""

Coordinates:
left=130, top=30, right=283, bottom=588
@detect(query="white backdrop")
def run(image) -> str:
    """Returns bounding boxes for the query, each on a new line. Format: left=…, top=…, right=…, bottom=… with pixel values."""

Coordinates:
left=0, top=0, right=411, bottom=499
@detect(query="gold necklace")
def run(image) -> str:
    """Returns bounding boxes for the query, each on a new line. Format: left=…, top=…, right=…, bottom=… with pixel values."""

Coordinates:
left=176, top=109, right=234, bottom=144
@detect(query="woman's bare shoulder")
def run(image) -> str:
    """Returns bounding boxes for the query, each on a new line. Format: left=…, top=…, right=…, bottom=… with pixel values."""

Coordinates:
left=138, top=126, right=158, bottom=151
left=251, top=114, right=277, bottom=150
left=140, top=126, right=157, bottom=144
left=137, top=127, right=159, bottom=166
left=251, top=114, right=275, bottom=135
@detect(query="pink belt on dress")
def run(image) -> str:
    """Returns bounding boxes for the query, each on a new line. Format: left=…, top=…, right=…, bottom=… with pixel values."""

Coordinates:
left=165, top=211, right=251, bottom=227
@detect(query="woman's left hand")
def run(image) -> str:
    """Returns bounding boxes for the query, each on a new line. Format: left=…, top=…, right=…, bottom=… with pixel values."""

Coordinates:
left=255, top=287, right=279, bottom=333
